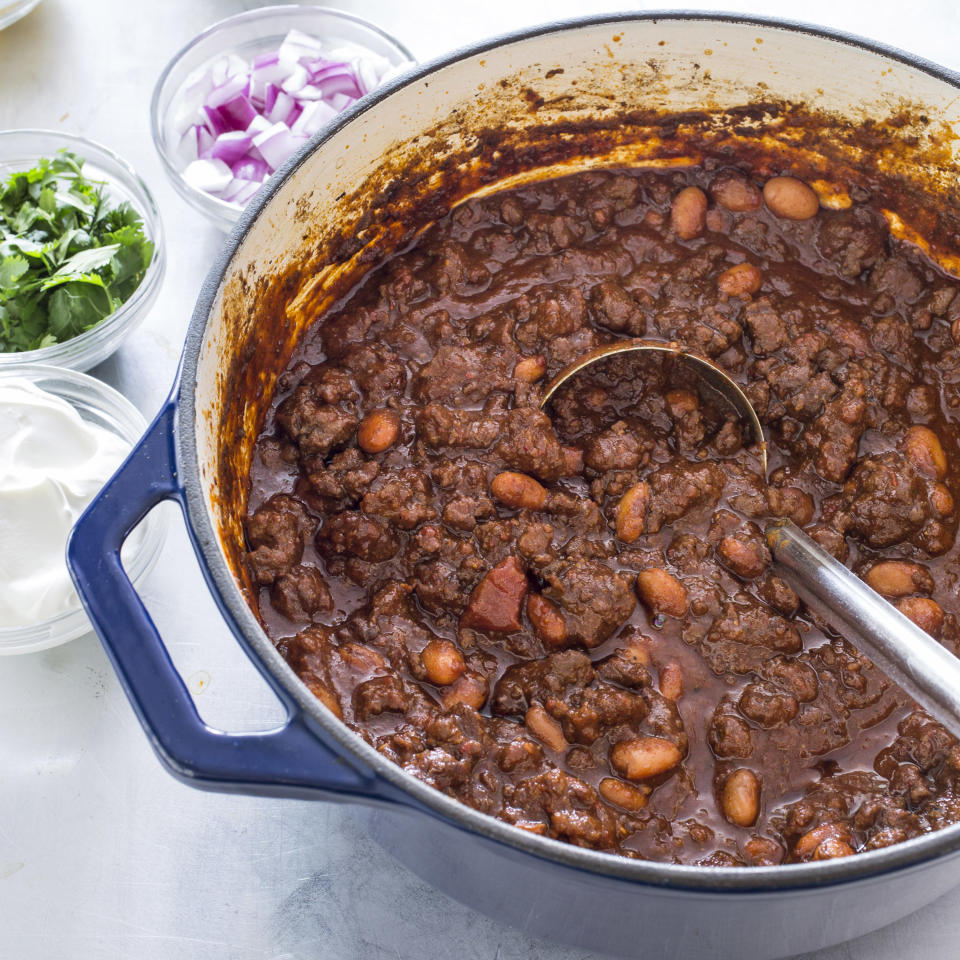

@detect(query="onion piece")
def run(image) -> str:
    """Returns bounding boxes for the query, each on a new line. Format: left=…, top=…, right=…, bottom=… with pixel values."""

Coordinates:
left=291, top=100, right=338, bottom=138
left=183, top=158, right=233, bottom=195
left=265, top=89, right=295, bottom=125
left=209, top=131, right=253, bottom=165
left=278, top=28, right=325, bottom=63
left=280, top=64, right=308, bottom=96
left=232, top=156, right=269, bottom=182
left=218, top=94, right=258, bottom=130
left=206, top=72, right=249, bottom=109
left=252, top=122, right=307, bottom=171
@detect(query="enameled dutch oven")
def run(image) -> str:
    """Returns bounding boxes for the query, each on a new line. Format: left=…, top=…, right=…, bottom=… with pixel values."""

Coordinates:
left=68, top=14, right=960, bottom=958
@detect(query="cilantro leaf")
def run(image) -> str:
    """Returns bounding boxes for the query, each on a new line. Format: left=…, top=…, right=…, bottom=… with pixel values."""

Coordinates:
left=0, top=255, right=28, bottom=290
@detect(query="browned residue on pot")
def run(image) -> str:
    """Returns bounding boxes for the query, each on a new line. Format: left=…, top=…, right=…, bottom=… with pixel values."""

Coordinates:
left=206, top=61, right=960, bottom=605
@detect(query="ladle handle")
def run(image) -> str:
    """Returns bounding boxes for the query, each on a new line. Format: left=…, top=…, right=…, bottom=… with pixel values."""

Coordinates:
left=766, top=519, right=960, bottom=731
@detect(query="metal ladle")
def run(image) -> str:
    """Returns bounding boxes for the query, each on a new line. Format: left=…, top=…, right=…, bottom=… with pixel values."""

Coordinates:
left=541, top=338, right=960, bottom=730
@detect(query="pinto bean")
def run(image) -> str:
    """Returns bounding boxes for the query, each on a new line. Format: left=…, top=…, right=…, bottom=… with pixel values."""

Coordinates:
left=636, top=568, right=689, bottom=619
left=670, top=186, right=708, bottom=240
left=718, top=535, right=768, bottom=580
left=814, top=838, right=855, bottom=860
left=525, top=704, right=568, bottom=752
left=527, top=593, right=567, bottom=649
left=903, top=425, right=948, bottom=480
left=599, top=777, right=650, bottom=811
left=794, top=822, right=852, bottom=860
left=610, top=736, right=682, bottom=780
left=491, top=471, right=548, bottom=510
left=440, top=670, right=489, bottom=711
left=864, top=561, right=934, bottom=598
left=659, top=660, right=683, bottom=700
left=717, top=263, right=763, bottom=298
left=763, top=176, right=820, bottom=220
left=616, top=481, right=651, bottom=543
left=721, top=768, right=760, bottom=827
left=898, top=597, right=945, bottom=637
left=709, top=170, right=762, bottom=211
left=931, top=482, right=955, bottom=518
left=357, top=409, right=401, bottom=453
left=421, top=639, right=466, bottom=686
left=514, top=355, right=548, bottom=382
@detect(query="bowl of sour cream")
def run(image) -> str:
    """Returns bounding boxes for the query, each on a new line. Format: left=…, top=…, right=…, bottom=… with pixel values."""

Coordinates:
left=0, top=366, right=164, bottom=654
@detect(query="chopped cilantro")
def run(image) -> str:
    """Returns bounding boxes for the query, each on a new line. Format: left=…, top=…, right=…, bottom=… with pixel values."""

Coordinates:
left=0, top=150, right=154, bottom=352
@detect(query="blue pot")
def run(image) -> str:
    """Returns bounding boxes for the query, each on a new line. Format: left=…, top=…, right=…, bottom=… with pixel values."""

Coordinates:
left=68, top=14, right=960, bottom=957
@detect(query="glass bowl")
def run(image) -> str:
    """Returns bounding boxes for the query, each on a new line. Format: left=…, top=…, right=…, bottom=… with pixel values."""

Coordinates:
left=0, top=364, right=165, bottom=655
left=0, top=130, right=166, bottom=372
left=0, top=0, right=42, bottom=31
left=150, top=4, right=416, bottom=231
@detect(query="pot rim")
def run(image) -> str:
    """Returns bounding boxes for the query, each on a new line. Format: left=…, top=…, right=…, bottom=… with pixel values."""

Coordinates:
left=178, top=10, right=960, bottom=892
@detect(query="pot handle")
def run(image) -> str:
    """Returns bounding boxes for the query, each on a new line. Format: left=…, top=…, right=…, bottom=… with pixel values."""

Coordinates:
left=67, top=401, right=386, bottom=802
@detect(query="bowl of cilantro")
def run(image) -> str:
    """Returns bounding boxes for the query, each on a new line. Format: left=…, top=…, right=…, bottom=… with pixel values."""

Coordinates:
left=0, top=130, right=165, bottom=370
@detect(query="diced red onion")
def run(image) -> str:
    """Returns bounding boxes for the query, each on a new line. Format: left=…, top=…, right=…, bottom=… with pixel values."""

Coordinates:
left=218, top=94, right=258, bottom=130
left=202, top=104, right=230, bottom=137
left=232, top=156, right=269, bottom=182
left=290, top=100, right=338, bottom=138
left=265, top=89, right=295, bottom=125
left=169, top=27, right=415, bottom=208
left=252, top=122, right=307, bottom=172
left=196, top=125, right=215, bottom=155
left=328, top=92, right=355, bottom=112
left=246, top=114, right=272, bottom=136
left=278, top=28, right=325, bottom=63
left=173, top=124, right=201, bottom=167
left=183, top=158, right=233, bottom=194
left=280, top=64, right=308, bottom=96
left=205, top=73, right=249, bottom=109
left=209, top=131, right=253, bottom=165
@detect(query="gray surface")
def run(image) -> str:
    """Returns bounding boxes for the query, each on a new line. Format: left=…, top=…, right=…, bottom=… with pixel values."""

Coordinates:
left=2, top=1, right=960, bottom=957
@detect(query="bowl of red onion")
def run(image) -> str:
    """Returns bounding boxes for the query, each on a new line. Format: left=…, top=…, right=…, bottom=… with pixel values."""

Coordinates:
left=150, top=4, right=415, bottom=231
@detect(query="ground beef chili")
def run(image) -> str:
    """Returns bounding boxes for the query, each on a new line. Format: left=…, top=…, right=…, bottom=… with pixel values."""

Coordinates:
left=244, top=163, right=960, bottom=866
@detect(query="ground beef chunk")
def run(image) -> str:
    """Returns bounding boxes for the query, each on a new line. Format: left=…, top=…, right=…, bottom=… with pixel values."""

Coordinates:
left=645, top=459, right=726, bottom=533
left=416, top=397, right=506, bottom=450
left=832, top=451, right=951, bottom=554
left=361, top=469, right=437, bottom=529
left=270, top=566, right=334, bottom=622
left=246, top=494, right=313, bottom=585
left=590, top=279, right=646, bottom=335
left=304, top=447, right=379, bottom=505
left=744, top=298, right=788, bottom=355
left=494, top=407, right=567, bottom=482
left=817, top=207, right=887, bottom=278
left=413, top=345, right=513, bottom=403
left=316, top=510, right=399, bottom=563
left=504, top=768, right=618, bottom=847
left=583, top=419, right=653, bottom=472
left=698, top=601, right=802, bottom=675
left=275, top=365, right=360, bottom=458
left=540, top=558, right=636, bottom=649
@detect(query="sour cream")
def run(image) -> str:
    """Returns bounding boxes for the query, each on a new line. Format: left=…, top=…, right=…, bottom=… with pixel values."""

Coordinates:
left=0, top=379, right=132, bottom=627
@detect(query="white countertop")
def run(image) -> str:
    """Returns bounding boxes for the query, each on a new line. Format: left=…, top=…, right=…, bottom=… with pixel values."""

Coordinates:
left=2, top=1, right=960, bottom=957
